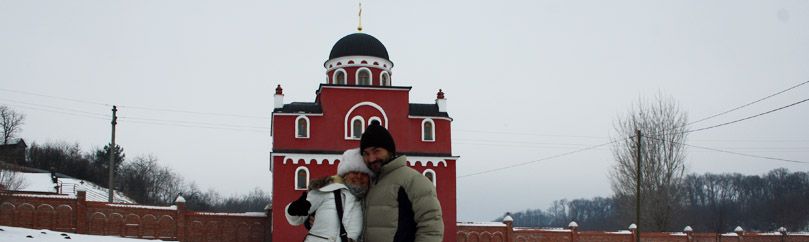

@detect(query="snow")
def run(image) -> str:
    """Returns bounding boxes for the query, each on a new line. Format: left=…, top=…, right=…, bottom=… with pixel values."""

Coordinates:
left=607, top=230, right=632, bottom=235
left=174, top=195, right=185, bottom=203
left=191, top=212, right=267, bottom=217
left=105, top=204, right=177, bottom=211
left=734, top=226, right=744, bottom=232
left=15, top=172, right=135, bottom=203
left=502, top=215, right=513, bottom=222
left=684, top=226, right=693, bottom=232
left=568, top=221, right=578, bottom=228
left=457, top=222, right=506, bottom=227
left=628, top=223, right=637, bottom=230
left=0, top=226, right=157, bottom=242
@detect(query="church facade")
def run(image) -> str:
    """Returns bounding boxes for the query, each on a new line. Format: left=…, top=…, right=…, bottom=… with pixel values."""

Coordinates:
left=270, top=32, right=458, bottom=242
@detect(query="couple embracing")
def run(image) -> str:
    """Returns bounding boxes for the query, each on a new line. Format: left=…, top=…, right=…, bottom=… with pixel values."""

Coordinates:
left=285, top=123, right=444, bottom=242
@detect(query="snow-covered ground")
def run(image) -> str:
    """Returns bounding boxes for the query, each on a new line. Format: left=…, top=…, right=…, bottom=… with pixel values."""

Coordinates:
left=15, top=172, right=135, bottom=203
left=0, top=226, right=157, bottom=242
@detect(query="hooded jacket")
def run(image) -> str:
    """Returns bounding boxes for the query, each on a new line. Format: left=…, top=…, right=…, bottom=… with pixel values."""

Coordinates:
left=363, top=155, right=444, bottom=242
left=286, top=176, right=364, bottom=242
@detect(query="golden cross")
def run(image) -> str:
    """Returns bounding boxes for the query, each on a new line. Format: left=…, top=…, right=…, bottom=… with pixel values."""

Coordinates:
left=358, top=2, right=363, bottom=32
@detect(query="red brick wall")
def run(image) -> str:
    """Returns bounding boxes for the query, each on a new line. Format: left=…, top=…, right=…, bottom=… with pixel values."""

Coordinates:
left=458, top=221, right=809, bottom=242
left=0, top=191, right=271, bottom=242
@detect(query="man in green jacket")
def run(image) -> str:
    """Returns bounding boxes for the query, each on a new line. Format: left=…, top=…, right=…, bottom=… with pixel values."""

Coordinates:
left=360, top=123, right=444, bottom=242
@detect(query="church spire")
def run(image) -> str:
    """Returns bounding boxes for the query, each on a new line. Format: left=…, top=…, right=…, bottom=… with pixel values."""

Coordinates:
left=357, top=2, right=363, bottom=32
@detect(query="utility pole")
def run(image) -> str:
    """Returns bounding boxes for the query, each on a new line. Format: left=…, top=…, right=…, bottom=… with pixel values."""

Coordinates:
left=635, top=129, right=642, bottom=242
left=108, top=105, right=118, bottom=203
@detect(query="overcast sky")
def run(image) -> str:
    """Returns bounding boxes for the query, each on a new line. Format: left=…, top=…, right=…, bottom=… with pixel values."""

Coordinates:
left=1, top=0, right=808, bottom=222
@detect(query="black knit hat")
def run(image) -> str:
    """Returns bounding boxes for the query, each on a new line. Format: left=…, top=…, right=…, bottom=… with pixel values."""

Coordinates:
left=360, top=123, right=396, bottom=155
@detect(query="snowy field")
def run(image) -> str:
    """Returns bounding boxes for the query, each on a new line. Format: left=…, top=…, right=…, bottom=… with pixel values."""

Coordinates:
left=15, top=172, right=135, bottom=203
left=0, top=226, right=157, bottom=242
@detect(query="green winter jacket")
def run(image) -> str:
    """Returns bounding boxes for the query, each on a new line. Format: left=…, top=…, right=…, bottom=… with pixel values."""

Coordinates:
left=363, top=155, right=444, bottom=242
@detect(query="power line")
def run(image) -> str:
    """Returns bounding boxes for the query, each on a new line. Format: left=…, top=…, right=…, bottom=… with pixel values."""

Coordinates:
left=0, top=88, right=111, bottom=107
left=0, top=102, right=109, bottom=121
left=457, top=139, right=622, bottom=179
left=645, top=135, right=808, bottom=164
left=0, top=98, right=108, bottom=118
left=686, top=98, right=809, bottom=134
left=123, top=119, right=270, bottom=133
left=119, top=104, right=270, bottom=120
left=456, top=129, right=607, bottom=139
left=118, top=116, right=270, bottom=130
left=688, top=80, right=809, bottom=125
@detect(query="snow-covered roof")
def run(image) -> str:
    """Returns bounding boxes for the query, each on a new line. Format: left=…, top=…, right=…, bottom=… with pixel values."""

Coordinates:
left=15, top=172, right=135, bottom=203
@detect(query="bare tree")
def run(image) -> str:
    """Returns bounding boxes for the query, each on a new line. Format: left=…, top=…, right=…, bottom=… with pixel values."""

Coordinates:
left=0, top=162, right=26, bottom=191
left=1, top=105, right=25, bottom=145
left=610, top=93, right=688, bottom=231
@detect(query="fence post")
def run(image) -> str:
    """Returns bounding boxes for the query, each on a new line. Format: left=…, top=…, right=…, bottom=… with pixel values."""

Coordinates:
left=629, top=224, right=637, bottom=242
left=176, top=195, right=187, bottom=242
left=75, top=190, right=87, bottom=234
left=568, top=221, right=579, bottom=242
left=265, top=203, right=272, bottom=242
left=503, top=213, right=514, bottom=242
left=684, top=226, right=693, bottom=242
left=778, top=227, right=787, bottom=242
left=734, top=226, right=744, bottom=242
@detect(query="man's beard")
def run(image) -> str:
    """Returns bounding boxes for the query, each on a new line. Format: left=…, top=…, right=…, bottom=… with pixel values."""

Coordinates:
left=346, top=183, right=368, bottom=198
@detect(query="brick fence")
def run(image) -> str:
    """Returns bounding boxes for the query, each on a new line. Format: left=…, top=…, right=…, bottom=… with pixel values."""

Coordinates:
left=0, top=191, right=271, bottom=242
left=458, top=219, right=809, bottom=242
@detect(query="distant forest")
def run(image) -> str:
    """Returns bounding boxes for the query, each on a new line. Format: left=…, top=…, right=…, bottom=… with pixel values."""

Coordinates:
left=500, top=168, right=809, bottom=232
left=22, top=141, right=271, bottom=212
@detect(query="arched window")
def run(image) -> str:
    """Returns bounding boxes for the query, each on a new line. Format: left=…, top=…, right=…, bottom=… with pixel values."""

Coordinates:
left=357, top=68, right=371, bottom=85
left=295, top=116, right=309, bottom=138
left=295, top=167, right=309, bottom=190
left=334, top=69, right=346, bottom=85
left=380, top=72, right=390, bottom=86
left=423, top=169, right=436, bottom=186
left=351, top=116, right=365, bottom=139
left=422, top=119, right=435, bottom=141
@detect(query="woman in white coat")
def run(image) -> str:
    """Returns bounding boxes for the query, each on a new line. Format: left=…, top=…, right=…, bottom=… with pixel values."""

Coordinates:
left=285, top=148, right=372, bottom=242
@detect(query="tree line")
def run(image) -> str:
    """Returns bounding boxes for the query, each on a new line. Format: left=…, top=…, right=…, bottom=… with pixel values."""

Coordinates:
left=503, top=168, right=809, bottom=232
left=22, top=141, right=271, bottom=212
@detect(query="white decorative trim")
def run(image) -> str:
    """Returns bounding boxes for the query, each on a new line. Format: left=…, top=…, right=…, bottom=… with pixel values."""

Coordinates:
left=405, top=156, right=456, bottom=167
left=344, top=102, right=388, bottom=139
left=356, top=67, right=372, bottom=86
left=423, top=169, right=437, bottom=187
left=325, top=56, right=394, bottom=73
left=408, top=115, right=453, bottom=121
left=273, top=113, right=324, bottom=117
left=276, top=153, right=342, bottom=165
left=294, top=166, right=310, bottom=191
left=332, top=68, right=347, bottom=85
left=379, top=71, right=391, bottom=86
left=369, top=116, right=382, bottom=126
left=321, top=85, right=410, bottom=92
left=421, top=118, right=436, bottom=142
left=349, top=115, right=365, bottom=139
left=295, top=115, right=310, bottom=139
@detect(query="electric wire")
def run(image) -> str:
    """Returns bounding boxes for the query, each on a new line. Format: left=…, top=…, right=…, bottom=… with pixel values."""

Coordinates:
left=118, top=104, right=270, bottom=120
left=0, top=102, right=109, bottom=121
left=0, top=88, right=111, bottom=107
left=685, top=98, right=809, bottom=134
left=644, top=135, right=808, bottom=164
left=118, top=116, right=269, bottom=130
left=457, top=139, right=622, bottom=179
left=688, top=80, right=809, bottom=126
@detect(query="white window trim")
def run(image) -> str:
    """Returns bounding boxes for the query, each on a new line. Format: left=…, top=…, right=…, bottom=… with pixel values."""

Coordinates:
left=349, top=116, right=365, bottom=140
left=294, top=166, right=310, bottom=190
left=423, top=169, right=437, bottom=187
left=380, top=71, right=390, bottom=86
left=333, top=68, right=347, bottom=85
left=356, top=67, right=372, bottom=86
left=295, top=115, right=310, bottom=139
left=369, top=116, right=382, bottom=126
left=421, top=118, right=436, bottom=142
left=344, top=102, right=389, bottom=139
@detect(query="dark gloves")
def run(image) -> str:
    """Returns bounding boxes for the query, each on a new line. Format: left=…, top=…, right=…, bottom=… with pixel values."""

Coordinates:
left=287, top=192, right=311, bottom=216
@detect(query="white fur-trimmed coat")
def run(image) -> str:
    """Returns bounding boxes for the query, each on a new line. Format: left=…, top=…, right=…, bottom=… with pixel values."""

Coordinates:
left=286, top=182, right=364, bottom=242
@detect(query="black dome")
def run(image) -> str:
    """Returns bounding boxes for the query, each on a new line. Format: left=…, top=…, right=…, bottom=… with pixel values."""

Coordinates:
left=328, top=33, right=389, bottom=60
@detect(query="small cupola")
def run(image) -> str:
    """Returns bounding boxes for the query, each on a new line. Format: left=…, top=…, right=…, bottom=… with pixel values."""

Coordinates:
left=274, top=84, right=284, bottom=109
left=324, top=33, right=394, bottom=87
left=436, top=89, right=447, bottom=112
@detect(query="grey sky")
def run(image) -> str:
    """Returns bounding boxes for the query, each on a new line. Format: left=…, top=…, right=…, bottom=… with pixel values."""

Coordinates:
left=1, top=1, right=808, bottom=222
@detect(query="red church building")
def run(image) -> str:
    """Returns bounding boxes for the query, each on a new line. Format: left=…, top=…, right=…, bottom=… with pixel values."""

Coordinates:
left=270, top=32, right=458, bottom=242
